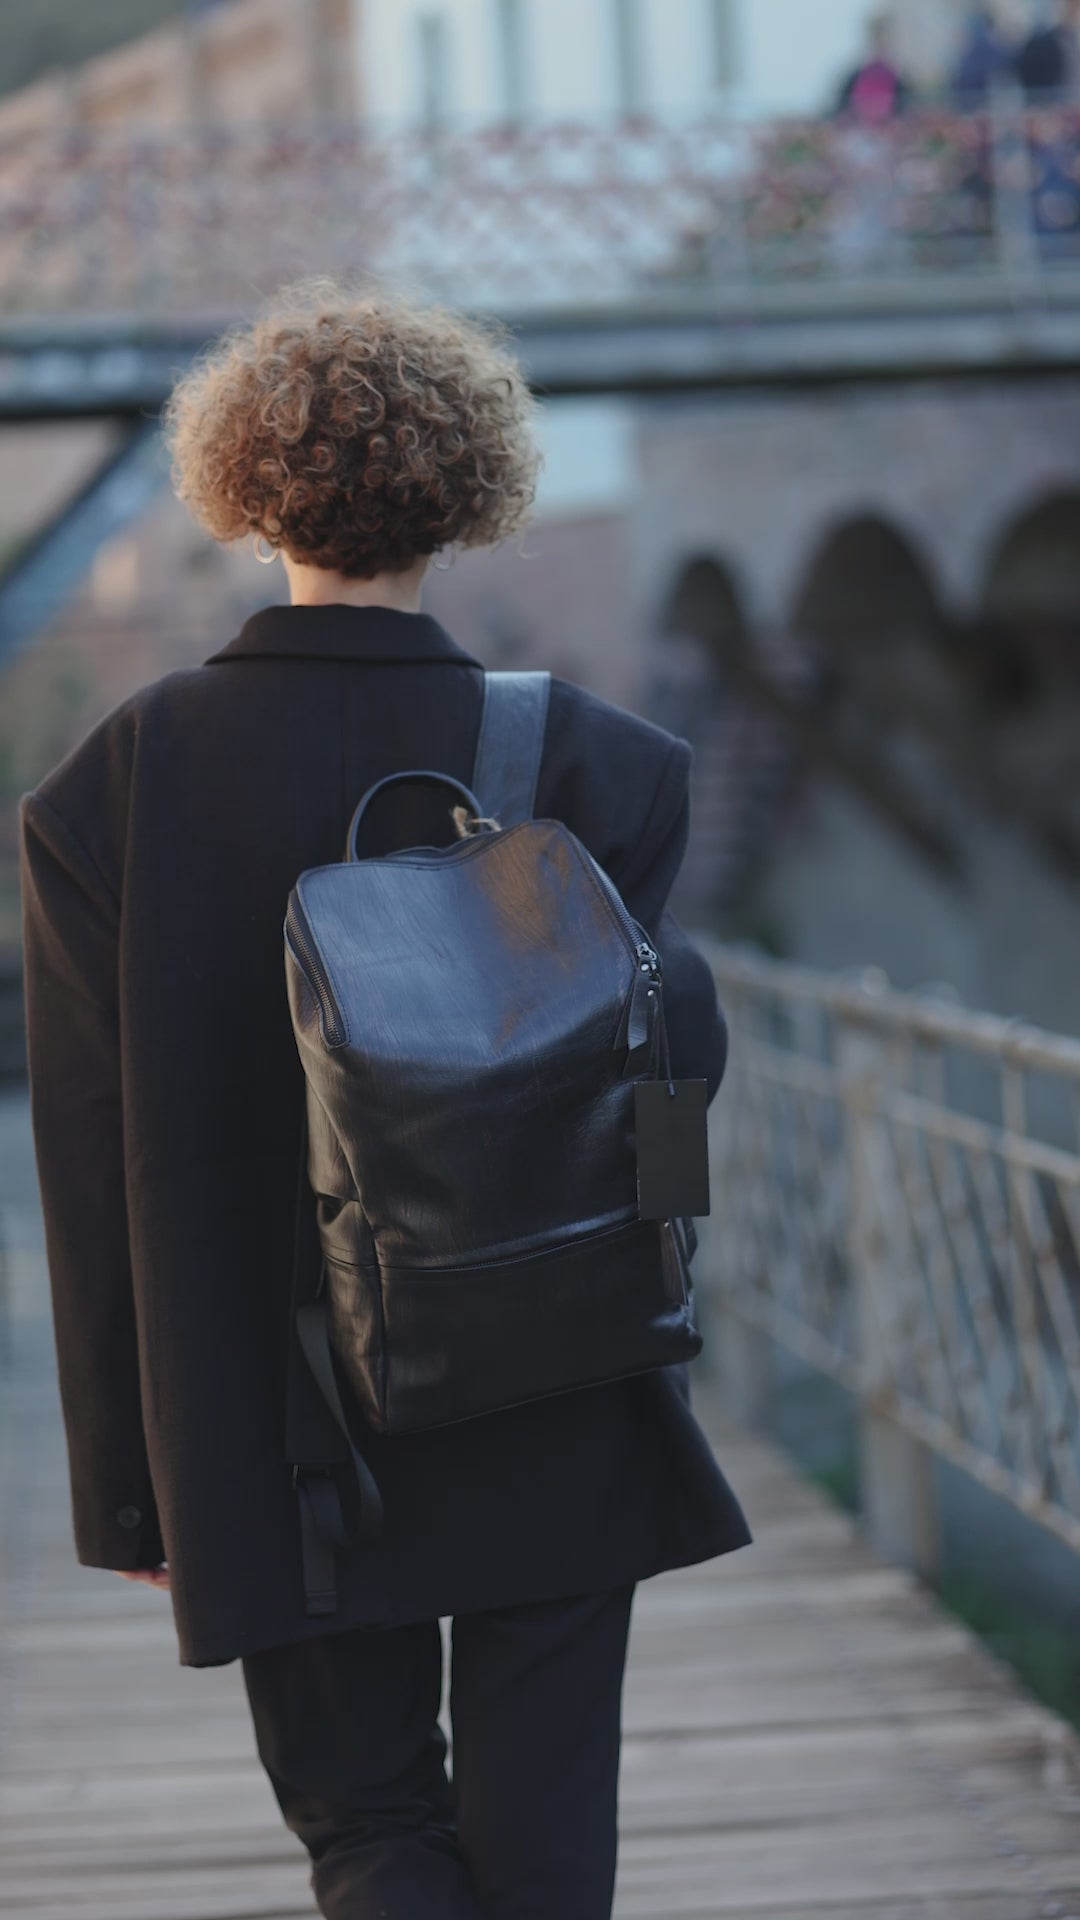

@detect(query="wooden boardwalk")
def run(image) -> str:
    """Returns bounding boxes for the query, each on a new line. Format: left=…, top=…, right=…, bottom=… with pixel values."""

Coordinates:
left=3, top=1088, right=1080, bottom=1920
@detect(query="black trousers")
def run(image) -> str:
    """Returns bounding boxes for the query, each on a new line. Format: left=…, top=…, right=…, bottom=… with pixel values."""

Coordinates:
left=241, top=1584, right=636, bottom=1920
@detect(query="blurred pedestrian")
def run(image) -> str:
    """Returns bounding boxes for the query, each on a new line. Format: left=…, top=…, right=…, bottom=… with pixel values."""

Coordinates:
left=829, top=14, right=912, bottom=272
left=19, top=279, right=752, bottom=1920
left=1016, top=0, right=1080, bottom=97
left=835, top=12, right=913, bottom=125
left=951, top=5, right=1016, bottom=106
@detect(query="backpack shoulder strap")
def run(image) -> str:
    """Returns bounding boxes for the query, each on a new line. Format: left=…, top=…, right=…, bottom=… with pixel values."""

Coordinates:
left=287, top=1108, right=383, bottom=1616
left=472, top=670, right=551, bottom=827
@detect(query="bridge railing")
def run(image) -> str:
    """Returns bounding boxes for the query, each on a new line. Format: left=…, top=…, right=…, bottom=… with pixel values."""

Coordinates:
left=704, top=947, right=1080, bottom=1574
left=3, top=97, right=1080, bottom=320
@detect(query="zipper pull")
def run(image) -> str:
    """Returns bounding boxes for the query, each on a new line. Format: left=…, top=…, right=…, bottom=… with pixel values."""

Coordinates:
left=623, top=946, right=662, bottom=1055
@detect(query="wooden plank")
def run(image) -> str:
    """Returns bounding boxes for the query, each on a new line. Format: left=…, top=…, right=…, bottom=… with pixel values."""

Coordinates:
left=3, top=1090, right=1080, bottom=1920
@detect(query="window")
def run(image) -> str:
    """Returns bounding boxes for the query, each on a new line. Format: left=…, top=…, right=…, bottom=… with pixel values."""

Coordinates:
left=495, top=0, right=528, bottom=119
left=612, top=0, right=645, bottom=115
left=417, top=9, right=449, bottom=125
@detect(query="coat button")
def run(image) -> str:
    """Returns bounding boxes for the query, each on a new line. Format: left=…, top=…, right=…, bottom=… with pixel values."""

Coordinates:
left=117, top=1505, right=142, bottom=1529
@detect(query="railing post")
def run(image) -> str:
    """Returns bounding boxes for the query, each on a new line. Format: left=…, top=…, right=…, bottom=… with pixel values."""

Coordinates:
left=704, top=987, right=774, bottom=1429
left=841, top=1020, right=940, bottom=1580
left=988, top=78, right=1040, bottom=295
left=176, top=12, right=211, bottom=126
left=714, top=1294, right=774, bottom=1429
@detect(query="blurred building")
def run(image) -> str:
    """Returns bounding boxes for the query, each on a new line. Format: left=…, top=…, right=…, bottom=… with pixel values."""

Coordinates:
left=0, top=2, right=1063, bottom=149
left=354, top=0, right=991, bottom=128
left=354, top=1, right=1063, bottom=127
left=356, top=0, right=737, bottom=124
left=0, top=0, right=357, bottom=142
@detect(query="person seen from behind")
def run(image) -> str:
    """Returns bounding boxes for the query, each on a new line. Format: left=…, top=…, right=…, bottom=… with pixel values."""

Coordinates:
left=19, top=279, right=753, bottom=1920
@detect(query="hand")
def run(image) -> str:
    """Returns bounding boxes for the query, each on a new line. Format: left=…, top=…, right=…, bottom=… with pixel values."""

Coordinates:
left=114, top=1564, right=170, bottom=1591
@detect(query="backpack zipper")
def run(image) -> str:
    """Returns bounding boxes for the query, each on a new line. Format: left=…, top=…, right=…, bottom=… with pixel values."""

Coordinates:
left=287, top=835, right=662, bottom=1058
left=620, top=940, right=664, bottom=1060
left=582, top=846, right=663, bottom=988
left=285, top=895, right=348, bottom=1047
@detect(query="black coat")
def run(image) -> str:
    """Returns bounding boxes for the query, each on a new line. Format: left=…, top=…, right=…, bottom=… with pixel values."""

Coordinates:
left=19, top=604, right=752, bottom=1668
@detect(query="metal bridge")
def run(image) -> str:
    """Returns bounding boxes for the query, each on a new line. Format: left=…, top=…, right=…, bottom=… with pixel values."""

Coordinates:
left=6, top=99, right=1080, bottom=417
left=2, top=955, right=1080, bottom=1915
left=7, top=99, right=1080, bottom=669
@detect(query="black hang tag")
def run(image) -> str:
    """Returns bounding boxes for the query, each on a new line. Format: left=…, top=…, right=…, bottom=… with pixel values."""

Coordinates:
left=634, top=1079, right=711, bottom=1221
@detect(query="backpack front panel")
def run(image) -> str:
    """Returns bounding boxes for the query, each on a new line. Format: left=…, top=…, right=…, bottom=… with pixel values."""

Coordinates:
left=287, top=821, right=648, bottom=1272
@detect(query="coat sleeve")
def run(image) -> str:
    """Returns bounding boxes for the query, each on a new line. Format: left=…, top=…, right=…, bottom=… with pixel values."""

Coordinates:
left=603, top=737, right=728, bottom=1103
left=19, top=789, right=164, bottom=1573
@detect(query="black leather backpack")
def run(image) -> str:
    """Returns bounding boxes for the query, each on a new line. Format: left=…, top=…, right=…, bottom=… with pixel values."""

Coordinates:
left=284, top=671, right=705, bottom=1612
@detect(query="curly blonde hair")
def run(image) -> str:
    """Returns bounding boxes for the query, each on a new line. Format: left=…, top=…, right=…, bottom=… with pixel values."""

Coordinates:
left=163, top=279, right=542, bottom=577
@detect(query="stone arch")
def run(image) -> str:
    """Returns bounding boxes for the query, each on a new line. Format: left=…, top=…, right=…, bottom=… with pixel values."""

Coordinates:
left=648, top=552, right=752, bottom=737
left=648, top=552, right=798, bottom=918
left=790, top=513, right=944, bottom=657
left=967, top=487, right=1080, bottom=728
left=981, top=490, right=1080, bottom=634
left=660, top=553, right=749, bottom=657
left=786, top=514, right=975, bottom=882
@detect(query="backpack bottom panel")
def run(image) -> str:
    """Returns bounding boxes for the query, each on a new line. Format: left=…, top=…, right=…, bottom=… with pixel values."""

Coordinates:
left=323, top=1216, right=701, bottom=1435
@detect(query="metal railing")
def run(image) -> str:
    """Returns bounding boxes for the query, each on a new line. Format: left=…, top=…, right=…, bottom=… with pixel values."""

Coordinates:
left=5, top=97, right=1080, bottom=320
left=705, top=947, right=1080, bottom=1569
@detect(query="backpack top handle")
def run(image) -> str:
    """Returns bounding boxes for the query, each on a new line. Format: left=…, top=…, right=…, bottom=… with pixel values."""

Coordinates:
left=346, top=771, right=484, bottom=863
left=345, top=670, right=552, bottom=861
